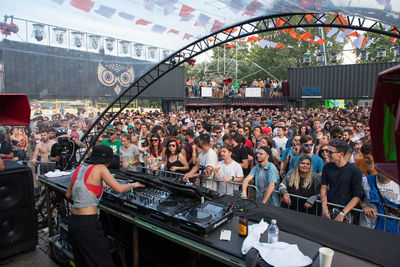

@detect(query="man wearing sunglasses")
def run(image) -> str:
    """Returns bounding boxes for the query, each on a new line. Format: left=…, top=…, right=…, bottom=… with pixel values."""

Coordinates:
left=288, top=135, right=323, bottom=176
left=320, top=139, right=363, bottom=223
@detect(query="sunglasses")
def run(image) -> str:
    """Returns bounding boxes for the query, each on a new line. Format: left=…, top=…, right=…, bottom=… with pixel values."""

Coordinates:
left=303, top=144, right=313, bottom=147
left=321, top=149, right=329, bottom=153
left=216, top=131, right=222, bottom=134
left=328, top=150, right=340, bottom=155
left=293, top=138, right=300, bottom=141
left=151, top=139, right=159, bottom=142
left=169, top=144, right=176, bottom=147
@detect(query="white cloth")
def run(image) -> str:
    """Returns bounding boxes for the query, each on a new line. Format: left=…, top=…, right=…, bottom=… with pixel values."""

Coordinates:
left=45, top=169, right=73, bottom=177
left=242, top=219, right=312, bottom=267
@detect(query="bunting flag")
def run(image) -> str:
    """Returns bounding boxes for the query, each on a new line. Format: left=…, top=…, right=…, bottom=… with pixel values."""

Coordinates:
left=151, top=24, right=167, bottom=34
left=136, top=19, right=152, bottom=25
left=236, top=46, right=246, bottom=51
left=243, top=0, right=263, bottom=16
left=391, top=37, right=398, bottom=44
left=316, top=37, right=326, bottom=46
left=289, top=31, right=297, bottom=39
left=210, top=20, right=225, bottom=33
left=352, top=36, right=368, bottom=48
left=297, top=32, right=313, bottom=41
left=364, top=39, right=373, bottom=48
left=224, top=28, right=238, bottom=34
left=94, top=5, right=116, bottom=19
left=179, top=4, right=195, bottom=17
left=225, top=44, right=236, bottom=48
left=274, top=44, right=286, bottom=50
left=309, top=39, right=316, bottom=45
left=70, top=0, right=95, bottom=13
left=227, top=0, right=245, bottom=13
left=277, top=18, right=286, bottom=27
left=326, top=27, right=339, bottom=38
left=305, top=14, right=314, bottom=22
left=156, top=0, right=177, bottom=15
left=143, top=0, right=156, bottom=11
left=259, top=39, right=268, bottom=48
left=208, top=38, right=215, bottom=42
left=168, top=29, right=179, bottom=35
left=118, top=12, right=135, bottom=22
left=183, top=33, right=193, bottom=40
left=335, top=29, right=352, bottom=43
left=181, top=14, right=194, bottom=22
left=347, top=31, right=360, bottom=38
left=195, top=13, right=211, bottom=28
left=247, top=36, right=261, bottom=42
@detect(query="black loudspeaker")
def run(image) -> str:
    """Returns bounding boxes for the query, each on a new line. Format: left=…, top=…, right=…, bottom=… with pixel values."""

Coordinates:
left=0, top=162, right=37, bottom=259
left=282, top=80, right=290, bottom=97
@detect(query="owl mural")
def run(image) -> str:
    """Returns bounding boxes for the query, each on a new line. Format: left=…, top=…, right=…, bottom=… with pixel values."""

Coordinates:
left=97, top=63, right=134, bottom=95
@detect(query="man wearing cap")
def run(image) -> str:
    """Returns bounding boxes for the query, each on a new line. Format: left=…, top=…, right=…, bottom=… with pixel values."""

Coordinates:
left=100, top=128, right=122, bottom=155
left=241, top=146, right=280, bottom=206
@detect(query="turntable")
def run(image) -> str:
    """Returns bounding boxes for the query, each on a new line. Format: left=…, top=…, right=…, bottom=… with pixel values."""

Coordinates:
left=174, top=201, right=233, bottom=236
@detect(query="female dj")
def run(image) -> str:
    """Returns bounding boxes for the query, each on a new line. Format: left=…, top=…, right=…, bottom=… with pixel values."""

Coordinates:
left=66, top=145, right=144, bottom=267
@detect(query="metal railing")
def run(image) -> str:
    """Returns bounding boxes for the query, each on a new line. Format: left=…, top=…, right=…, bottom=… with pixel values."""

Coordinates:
left=276, top=190, right=400, bottom=234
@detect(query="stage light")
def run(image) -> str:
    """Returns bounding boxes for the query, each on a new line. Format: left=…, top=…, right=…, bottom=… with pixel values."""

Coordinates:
left=170, top=58, right=177, bottom=65
left=32, top=23, right=45, bottom=41
left=394, top=46, right=400, bottom=58
left=105, top=37, right=115, bottom=51
left=376, top=46, right=386, bottom=59
left=120, top=41, right=130, bottom=54
left=89, top=34, right=100, bottom=49
left=53, top=27, right=66, bottom=44
left=303, top=52, right=312, bottom=64
left=148, top=47, right=157, bottom=59
left=330, top=52, right=338, bottom=63
left=316, top=52, right=323, bottom=63
left=134, top=43, right=144, bottom=57
left=72, top=31, right=84, bottom=48
left=360, top=49, right=368, bottom=60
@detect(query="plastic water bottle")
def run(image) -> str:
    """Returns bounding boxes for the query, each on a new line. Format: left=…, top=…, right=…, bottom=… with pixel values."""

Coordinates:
left=268, top=219, right=279, bottom=243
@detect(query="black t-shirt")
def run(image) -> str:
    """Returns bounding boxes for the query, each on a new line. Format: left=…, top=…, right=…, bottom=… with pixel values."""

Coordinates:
left=50, top=140, right=77, bottom=170
left=321, top=162, right=363, bottom=206
left=0, top=141, right=13, bottom=156
left=232, top=144, right=248, bottom=164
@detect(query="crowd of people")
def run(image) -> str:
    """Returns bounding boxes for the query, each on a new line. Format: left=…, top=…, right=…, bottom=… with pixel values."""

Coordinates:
left=0, top=104, right=399, bottom=235
left=186, top=76, right=284, bottom=98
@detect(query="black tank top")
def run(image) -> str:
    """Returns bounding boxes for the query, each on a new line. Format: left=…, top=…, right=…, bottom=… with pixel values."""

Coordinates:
left=166, top=156, right=185, bottom=174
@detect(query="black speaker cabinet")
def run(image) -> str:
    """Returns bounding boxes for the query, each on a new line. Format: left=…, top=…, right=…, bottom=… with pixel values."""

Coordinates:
left=0, top=163, right=37, bottom=259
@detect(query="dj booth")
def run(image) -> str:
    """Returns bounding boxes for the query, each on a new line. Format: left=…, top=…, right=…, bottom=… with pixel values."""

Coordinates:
left=38, top=170, right=398, bottom=267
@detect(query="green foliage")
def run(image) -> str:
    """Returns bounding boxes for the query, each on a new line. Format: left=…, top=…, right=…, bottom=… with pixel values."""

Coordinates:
left=355, top=31, right=399, bottom=63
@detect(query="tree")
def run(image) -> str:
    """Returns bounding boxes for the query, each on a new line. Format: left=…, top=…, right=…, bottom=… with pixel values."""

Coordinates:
left=355, top=31, right=399, bottom=63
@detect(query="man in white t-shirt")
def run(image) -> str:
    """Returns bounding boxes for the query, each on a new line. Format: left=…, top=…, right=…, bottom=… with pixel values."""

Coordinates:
left=273, top=126, right=288, bottom=158
left=184, top=134, right=218, bottom=190
left=214, top=146, right=244, bottom=196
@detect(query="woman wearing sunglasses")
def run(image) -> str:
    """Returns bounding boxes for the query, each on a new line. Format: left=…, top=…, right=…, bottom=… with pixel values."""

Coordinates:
left=318, top=144, right=330, bottom=165
left=165, top=138, right=189, bottom=174
left=144, top=133, right=164, bottom=173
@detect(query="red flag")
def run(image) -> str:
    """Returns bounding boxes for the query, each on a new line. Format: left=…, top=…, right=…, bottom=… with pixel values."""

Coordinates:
left=225, top=44, right=236, bottom=48
left=183, top=33, right=193, bottom=40
left=274, top=44, right=286, bottom=50
left=360, top=38, right=368, bottom=48
left=347, top=31, right=360, bottom=38
left=289, top=31, right=297, bottom=39
left=224, top=28, right=238, bottom=34
left=297, top=32, right=312, bottom=41
left=136, top=19, right=151, bottom=25
left=70, top=0, right=95, bottom=13
left=309, top=39, right=315, bottom=45
left=168, top=29, right=179, bottom=35
left=391, top=37, right=398, bottom=44
left=305, top=14, right=313, bottom=22
left=211, top=20, right=225, bottom=33
left=277, top=18, right=286, bottom=27
left=208, top=38, right=214, bottom=42
left=179, top=4, right=195, bottom=17
left=316, top=38, right=326, bottom=46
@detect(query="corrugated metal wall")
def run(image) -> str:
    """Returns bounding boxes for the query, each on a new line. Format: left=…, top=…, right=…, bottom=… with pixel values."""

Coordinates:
left=287, top=62, right=400, bottom=99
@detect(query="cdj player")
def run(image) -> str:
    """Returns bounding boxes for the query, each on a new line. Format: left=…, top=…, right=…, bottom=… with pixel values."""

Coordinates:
left=174, top=201, right=233, bottom=236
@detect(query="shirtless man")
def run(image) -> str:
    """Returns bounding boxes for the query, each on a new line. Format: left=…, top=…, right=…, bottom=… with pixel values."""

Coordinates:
left=31, top=130, right=55, bottom=165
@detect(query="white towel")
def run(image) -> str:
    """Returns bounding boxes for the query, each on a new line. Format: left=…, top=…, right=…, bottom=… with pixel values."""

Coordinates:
left=242, top=219, right=312, bottom=267
left=45, top=169, right=73, bottom=178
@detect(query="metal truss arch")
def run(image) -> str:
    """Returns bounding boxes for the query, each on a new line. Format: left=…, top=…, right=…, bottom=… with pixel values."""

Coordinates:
left=77, top=12, right=400, bottom=165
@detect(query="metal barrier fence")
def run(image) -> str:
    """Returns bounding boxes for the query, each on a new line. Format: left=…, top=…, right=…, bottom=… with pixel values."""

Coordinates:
left=133, top=165, right=259, bottom=200
left=275, top=190, right=400, bottom=234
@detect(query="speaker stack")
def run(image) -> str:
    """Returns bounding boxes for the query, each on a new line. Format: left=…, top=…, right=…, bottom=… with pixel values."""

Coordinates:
left=0, top=162, right=37, bottom=259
